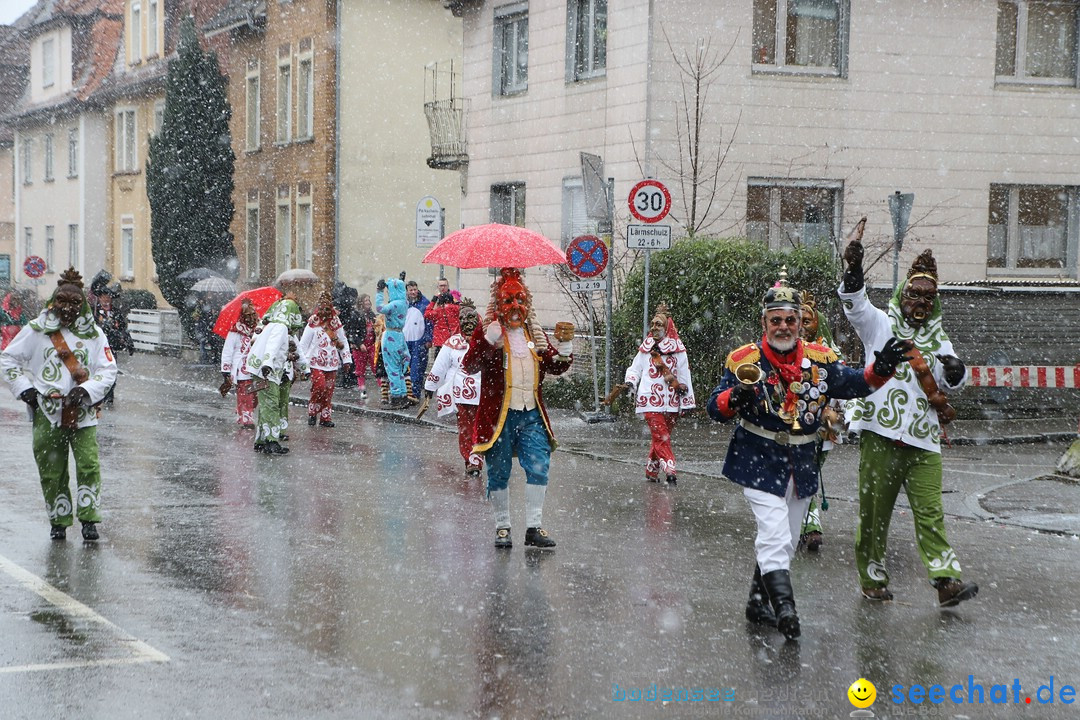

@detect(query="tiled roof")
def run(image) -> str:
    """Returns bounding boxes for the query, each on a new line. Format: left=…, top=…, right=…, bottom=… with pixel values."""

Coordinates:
left=204, top=0, right=265, bottom=35
left=75, top=13, right=121, bottom=101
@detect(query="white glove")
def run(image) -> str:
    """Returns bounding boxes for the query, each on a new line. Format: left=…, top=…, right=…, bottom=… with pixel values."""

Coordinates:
left=484, top=322, right=503, bottom=346
left=557, top=340, right=573, bottom=357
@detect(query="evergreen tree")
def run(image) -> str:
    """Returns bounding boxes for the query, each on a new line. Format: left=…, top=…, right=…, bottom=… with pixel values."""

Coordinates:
left=147, top=15, right=236, bottom=313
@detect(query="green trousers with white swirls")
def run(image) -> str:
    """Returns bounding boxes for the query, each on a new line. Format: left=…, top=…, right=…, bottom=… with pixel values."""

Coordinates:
left=856, top=430, right=962, bottom=589
left=32, top=408, right=102, bottom=527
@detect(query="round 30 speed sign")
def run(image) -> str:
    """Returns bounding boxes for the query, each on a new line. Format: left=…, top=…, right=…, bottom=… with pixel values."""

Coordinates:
left=627, top=179, right=671, bottom=224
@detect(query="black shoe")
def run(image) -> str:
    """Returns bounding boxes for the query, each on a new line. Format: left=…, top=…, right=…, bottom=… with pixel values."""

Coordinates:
left=81, top=522, right=99, bottom=542
left=666, top=475, right=677, bottom=486
left=308, top=415, right=317, bottom=426
left=494, top=527, right=512, bottom=549
left=389, top=396, right=406, bottom=409
left=935, top=577, right=978, bottom=608
left=745, top=565, right=777, bottom=626
left=50, top=524, right=66, bottom=541
left=262, top=441, right=289, bottom=455
left=524, top=527, right=556, bottom=548
left=801, top=531, right=823, bottom=552
left=319, top=420, right=335, bottom=428
left=761, top=569, right=800, bottom=640
left=280, top=433, right=289, bottom=441
left=466, top=467, right=482, bottom=478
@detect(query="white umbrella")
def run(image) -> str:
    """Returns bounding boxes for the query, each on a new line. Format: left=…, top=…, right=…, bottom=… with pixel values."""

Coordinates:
left=275, top=268, right=319, bottom=285
left=190, top=276, right=236, bottom=293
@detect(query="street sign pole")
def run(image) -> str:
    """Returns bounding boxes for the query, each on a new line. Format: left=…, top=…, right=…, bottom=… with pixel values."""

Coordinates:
left=889, top=191, right=914, bottom=292
left=642, top=250, right=650, bottom=340
left=604, top=177, right=614, bottom=410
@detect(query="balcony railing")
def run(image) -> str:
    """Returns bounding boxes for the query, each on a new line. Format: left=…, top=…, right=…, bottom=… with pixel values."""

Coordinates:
left=424, top=61, right=468, bottom=170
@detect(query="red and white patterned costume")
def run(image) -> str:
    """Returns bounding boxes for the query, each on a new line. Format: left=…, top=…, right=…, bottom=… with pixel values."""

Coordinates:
left=299, top=309, right=351, bottom=423
left=221, top=317, right=258, bottom=425
left=623, top=316, right=695, bottom=480
left=424, top=331, right=482, bottom=471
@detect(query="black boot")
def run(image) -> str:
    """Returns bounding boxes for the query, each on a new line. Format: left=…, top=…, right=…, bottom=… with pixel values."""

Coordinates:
left=745, top=565, right=777, bottom=626
left=761, top=569, right=800, bottom=640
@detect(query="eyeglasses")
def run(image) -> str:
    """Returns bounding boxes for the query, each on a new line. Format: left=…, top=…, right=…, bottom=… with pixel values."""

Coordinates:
left=767, top=316, right=799, bottom=327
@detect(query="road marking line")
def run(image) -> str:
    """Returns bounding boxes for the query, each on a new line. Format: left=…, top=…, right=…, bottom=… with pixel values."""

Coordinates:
left=0, top=553, right=169, bottom=673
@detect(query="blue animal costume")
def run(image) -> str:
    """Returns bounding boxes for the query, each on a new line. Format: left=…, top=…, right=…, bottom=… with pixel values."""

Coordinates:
left=375, top=278, right=411, bottom=405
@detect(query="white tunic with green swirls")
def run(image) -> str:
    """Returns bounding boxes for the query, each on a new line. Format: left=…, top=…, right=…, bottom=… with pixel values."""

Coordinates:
left=838, top=284, right=967, bottom=454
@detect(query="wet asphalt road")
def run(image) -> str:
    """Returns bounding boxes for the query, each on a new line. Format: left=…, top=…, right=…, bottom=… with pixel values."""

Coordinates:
left=0, top=354, right=1078, bottom=719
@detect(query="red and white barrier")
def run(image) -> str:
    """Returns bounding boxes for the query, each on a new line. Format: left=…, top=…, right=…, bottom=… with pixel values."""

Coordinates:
left=968, top=365, right=1080, bottom=388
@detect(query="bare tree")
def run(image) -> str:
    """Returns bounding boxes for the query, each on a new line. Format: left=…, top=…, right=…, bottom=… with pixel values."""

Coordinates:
left=654, top=29, right=741, bottom=238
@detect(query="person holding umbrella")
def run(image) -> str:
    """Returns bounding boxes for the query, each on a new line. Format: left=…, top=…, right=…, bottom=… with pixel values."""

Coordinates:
left=462, top=268, right=575, bottom=549
left=219, top=298, right=261, bottom=427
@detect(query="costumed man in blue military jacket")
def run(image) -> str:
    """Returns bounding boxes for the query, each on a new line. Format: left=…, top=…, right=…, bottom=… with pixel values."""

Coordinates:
left=707, top=269, right=912, bottom=641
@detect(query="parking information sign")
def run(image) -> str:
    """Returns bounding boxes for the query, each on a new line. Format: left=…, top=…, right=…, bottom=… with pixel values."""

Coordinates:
left=415, top=196, right=443, bottom=247
left=626, top=224, right=671, bottom=250
left=627, top=179, right=671, bottom=224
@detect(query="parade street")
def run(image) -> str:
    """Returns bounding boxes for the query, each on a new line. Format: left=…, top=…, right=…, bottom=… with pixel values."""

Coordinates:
left=0, top=353, right=1078, bottom=719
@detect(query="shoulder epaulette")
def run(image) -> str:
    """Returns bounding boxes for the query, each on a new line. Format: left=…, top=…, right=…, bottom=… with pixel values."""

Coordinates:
left=726, top=343, right=760, bottom=372
left=803, top=342, right=838, bottom=364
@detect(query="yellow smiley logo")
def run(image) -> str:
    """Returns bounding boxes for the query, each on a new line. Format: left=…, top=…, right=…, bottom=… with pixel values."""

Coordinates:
left=848, top=678, right=876, bottom=709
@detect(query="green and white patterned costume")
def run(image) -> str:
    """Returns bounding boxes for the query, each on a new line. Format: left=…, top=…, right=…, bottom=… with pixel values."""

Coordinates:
left=839, top=282, right=967, bottom=589
left=1, top=299, right=117, bottom=527
left=244, top=299, right=309, bottom=447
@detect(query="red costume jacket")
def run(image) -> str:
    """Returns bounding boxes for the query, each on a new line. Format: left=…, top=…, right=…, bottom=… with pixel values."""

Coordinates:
left=462, top=322, right=572, bottom=454
left=424, top=301, right=461, bottom=347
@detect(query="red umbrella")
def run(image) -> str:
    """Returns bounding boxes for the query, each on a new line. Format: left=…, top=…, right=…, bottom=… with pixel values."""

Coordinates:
left=421, top=223, right=566, bottom=269
left=213, top=286, right=283, bottom=338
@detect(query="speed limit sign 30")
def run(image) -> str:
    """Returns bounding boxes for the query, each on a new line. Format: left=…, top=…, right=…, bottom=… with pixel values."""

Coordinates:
left=628, top=179, right=671, bottom=224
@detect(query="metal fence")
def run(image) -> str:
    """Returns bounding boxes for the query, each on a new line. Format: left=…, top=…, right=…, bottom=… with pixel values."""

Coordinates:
left=129, top=309, right=185, bottom=355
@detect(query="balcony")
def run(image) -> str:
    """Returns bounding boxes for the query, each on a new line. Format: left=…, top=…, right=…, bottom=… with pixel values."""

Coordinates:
left=424, top=61, right=468, bottom=170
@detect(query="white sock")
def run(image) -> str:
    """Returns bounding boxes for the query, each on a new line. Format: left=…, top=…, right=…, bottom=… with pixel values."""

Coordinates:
left=490, top=489, right=510, bottom=529
left=525, top=484, right=546, bottom=528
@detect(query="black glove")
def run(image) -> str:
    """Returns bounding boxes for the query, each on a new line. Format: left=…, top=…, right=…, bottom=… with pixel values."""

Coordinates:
left=728, top=384, right=757, bottom=411
left=376, top=278, right=387, bottom=292
left=872, top=337, right=913, bottom=378
left=128, top=345, right=136, bottom=356
left=64, top=386, right=89, bottom=408
left=843, top=241, right=865, bottom=293
left=399, top=271, right=407, bottom=281
left=424, top=390, right=434, bottom=400
left=19, top=388, right=39, bottom=410
left=937, top=354, right=966, bottom=386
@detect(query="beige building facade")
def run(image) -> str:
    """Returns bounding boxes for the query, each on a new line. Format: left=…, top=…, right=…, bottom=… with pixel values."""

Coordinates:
left=336, top=0, right=464, bottom=295
left=450, top=0, right=1080, bottom=317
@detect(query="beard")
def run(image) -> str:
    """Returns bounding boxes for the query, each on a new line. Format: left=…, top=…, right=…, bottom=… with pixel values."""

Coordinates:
left=768, top=335, right=797, bottom=353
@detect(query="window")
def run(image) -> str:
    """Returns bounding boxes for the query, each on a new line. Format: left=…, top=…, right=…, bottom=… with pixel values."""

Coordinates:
left=987, top=184, right=1079, bottom=273
left=147, top=0, right=158, bottom=56
left=153, top=100, right=165, bottom=135
left=44, top=226, right=55, bottom=271
left=276, top=46, right=292, bottom=143
left=68, top=128, right=79, bottom=177
left=23, top=227, right=32, bottom=259
left=245, top=60, right=261, bottom=150
left=115, top=108, right=137, bottom=172
left=561, top=177, right=589, bottom=249
left=0, top=255, right=9, bottom=287
left=295, top=193, right=313, bottom=270
left=21, top=138, right=32, bottom=184
left=296, top=44, right=313, bottom=140
left=42, top=37, right=55, bottom=87
left=746, top=178, right=842, bottom=251
left=494, top=3, right=529, bottom=95
left=491, top=182, right=526, bottom=226
left=996, top=1, right=1079, bottom=86
left=752, top=0, right=849, bottom=76
left=568, top=0, right=607, bottom=81
left=121, top=220, right=135, bottom=277
left=246, top=195, right=260, bottom=280
left=68, top=224, right=79, bottom=267
left=275, top=187, right=291, bottom=274
left=44, top=134, right=54, bottom=181
left=131, top=0, right=142, bottom=62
